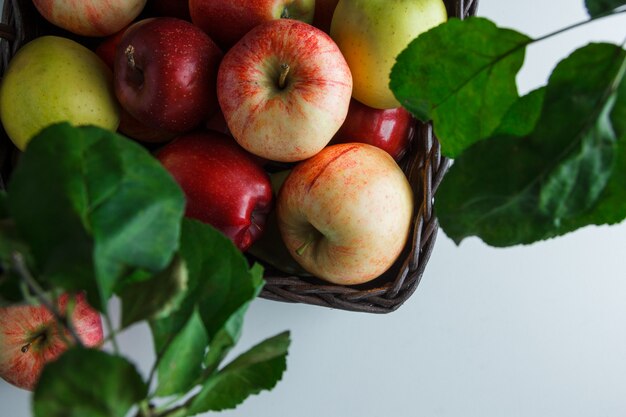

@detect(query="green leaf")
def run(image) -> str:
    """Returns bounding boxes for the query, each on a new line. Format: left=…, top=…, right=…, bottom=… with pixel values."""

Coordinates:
left=120, top=255, right=188, bottom=329
left=493, top=87, right=546, bottom=137
left=390, top=17, right=531, bottom=157
left=33, top=348, right=147, bottom=417
left=437, top=43, right=626, bottom=246
left=154, top=308, right=209, bottom=397
left=179, top=219, right=264, bottom=340
left=187, top=331, right=290, bottom=415
left=585, top=0, right=626, bottom=16
left=149, top=220, right=264, bottom=396
left=6, top=123, right=185, bottom=310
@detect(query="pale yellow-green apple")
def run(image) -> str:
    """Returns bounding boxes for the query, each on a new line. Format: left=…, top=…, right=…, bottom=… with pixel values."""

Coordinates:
left=0, top=36, right=120, bottom=150
left=217, top=19, right=353, bottom=163
left=276, top=143, right=414, bottom=285
left=330, top=0, right=447, bottom=109
left=32, top=0, right=147, bottom=37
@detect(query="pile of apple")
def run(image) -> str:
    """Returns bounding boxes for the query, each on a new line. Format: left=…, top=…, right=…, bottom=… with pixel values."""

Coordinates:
left=0, top=0, right=448, bottom=286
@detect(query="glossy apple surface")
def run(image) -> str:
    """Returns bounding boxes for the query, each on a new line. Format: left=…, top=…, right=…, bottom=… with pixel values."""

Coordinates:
left=0, top=36, right=119, bottom=150
left=0, top=293, right=103, bottom=391
left=32, top=0, right=146, bottom=37
left=155, top=132, right=273, bottom=251
left=277, top=143, right=414, bottom=285
left=331, top=98, right=415, bottom=160
left=114, top=17, right=223, bottom=134
left=330, top=0, right=447, bottom=109
left=190, top=0, right=315, bottom=49
left=217, top=19, right=352, bottom=163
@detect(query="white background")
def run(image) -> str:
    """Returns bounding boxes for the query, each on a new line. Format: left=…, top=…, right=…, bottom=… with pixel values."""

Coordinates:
left=2, top=0, right=626, bottom=416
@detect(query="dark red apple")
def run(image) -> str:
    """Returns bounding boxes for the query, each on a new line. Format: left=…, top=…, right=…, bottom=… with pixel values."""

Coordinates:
left=189, top=0, right=315, bottom=49
left=330, top=98, right=415, bottom=161
left=155, top=132, right=273, bottom=251
left=95, top=26, right=129, bottom=70
left=114, top=17, right=223, bottom=134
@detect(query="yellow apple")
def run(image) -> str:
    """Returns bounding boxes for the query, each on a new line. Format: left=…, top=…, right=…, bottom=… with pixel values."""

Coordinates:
left=330, top=0, right=447, bottom=109
left=0, top=36, right=120, bottom=150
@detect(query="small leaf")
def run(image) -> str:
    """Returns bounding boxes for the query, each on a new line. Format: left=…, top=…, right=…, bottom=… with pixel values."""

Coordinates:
left=203, top=302, right=249, bottom=375
left=436, top=43, right=626, bottom=246
left=187, top=331, right=290, bottom=415
left=6, top=123, right=185, bottom=310
left=390, top=17, right=531, bottom=157
left=154, top=309, right=209, bottom=397
left=120, top=255, right=188, bottom=329
left=33, top=348, right=147, bottom=417
left=585, top=0, right=626, bottom=16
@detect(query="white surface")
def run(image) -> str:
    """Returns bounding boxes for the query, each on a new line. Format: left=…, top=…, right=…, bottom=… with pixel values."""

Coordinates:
left=2, top=0, right=626, bottom=416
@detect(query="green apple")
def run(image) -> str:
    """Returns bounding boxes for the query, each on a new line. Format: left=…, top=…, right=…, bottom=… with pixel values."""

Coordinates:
left=0, top=36, right=120, bottom=150
left=330, top=0, right=447, bottom=109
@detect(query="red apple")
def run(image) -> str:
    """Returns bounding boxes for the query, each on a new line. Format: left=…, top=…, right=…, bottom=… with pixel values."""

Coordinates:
left=155, top=132, right=273, bottom=251
left=330, top=98, right=415, bottom=161
left=117, top=108, right=177, bottom=143
left=217, top=19, right=352, bottom=163
left=114, top=17, right=223, bottom=134
left=0, top=293, right=103, bottom=391
left=312, top=0, right=339, bottom=33
left=277, top=143, right=414, bottom=285
left=32, top=0, right=147, bottom=37
left=189, top=0, right=315, bottom=49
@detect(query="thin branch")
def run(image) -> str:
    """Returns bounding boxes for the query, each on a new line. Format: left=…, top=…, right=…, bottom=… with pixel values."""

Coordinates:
left=10, top=251, right=83, bottom=347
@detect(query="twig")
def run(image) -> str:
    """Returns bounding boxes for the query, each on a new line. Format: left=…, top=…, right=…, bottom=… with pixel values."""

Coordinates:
left=10, top=251, right=83, bottom=347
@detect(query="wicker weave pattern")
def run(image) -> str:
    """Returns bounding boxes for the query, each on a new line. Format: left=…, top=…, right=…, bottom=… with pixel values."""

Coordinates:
left=0, top=0, right=478, bottom=314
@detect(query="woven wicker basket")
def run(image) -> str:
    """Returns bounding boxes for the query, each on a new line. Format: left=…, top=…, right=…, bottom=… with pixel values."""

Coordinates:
left=0, top=0, right=478, bottom=314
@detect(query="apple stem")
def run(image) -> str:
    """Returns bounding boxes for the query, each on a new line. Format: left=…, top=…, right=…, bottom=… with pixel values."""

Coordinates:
left=10, top=252, right=84, bottom=348
left=20, top=332, right=47, bottom=353
left=126, top=45, right=136, bottom=70
left=281, top=7, right=290, bottom=18
left=295, top=235, right=315, bottom=256
left=278, top=63, right=290, bottom=89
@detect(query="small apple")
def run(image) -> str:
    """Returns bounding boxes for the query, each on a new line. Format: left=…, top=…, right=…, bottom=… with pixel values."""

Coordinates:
left=312, top=0, right=339, bottom=33
left=155, top=132, right=273, bottom=251
left=330, top=98, right=415, bottom=160
left=0, top=293, right=103, bottom=391
left=330, top=0, right=447, bottom=109
left=32, top=0, right=147, bottom=37
left=217, top=19, right=352, bottom=163
left=0, top=36, right=120, bottom=150
left=277, top=143, right=414, bottom=285
left=189, top=0, right=315, bottom=49
left=114, top=17, right=223, bottom=134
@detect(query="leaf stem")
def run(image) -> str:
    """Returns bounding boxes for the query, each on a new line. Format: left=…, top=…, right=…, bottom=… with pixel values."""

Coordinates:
left=103, top=312, right=120, bottom=354
left=10, top=251, right=83, bottom=347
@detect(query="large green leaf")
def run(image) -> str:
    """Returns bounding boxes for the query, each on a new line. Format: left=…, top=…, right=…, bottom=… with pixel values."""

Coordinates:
left=6, top=123, right=185, bottom=310
left=390, top=17, right=531, bottom=157
left=187, top=331, right=290, bottom=415
left=33, top=348, right=147, bottom=417
left=154, top=308, right=209, bottom=397
left=437, top=43, right=626, bottom=246
left=585, top=0, right=626, bottom=16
